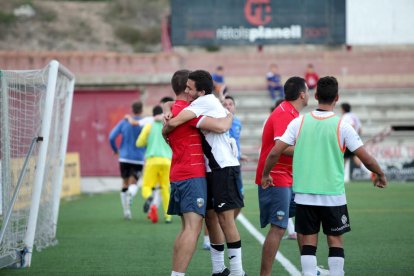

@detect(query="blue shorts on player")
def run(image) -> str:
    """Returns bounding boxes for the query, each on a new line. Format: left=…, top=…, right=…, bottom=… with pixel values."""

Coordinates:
left=167, top=177, right=207, bottom=217
left=258, top=185, right=293, bottom=229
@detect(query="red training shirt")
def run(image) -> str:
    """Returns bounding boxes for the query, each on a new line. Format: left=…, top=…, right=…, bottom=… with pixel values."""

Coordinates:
left=168, top=100, right=206, bottom=182
left=255, top=101, right=299, bottom=187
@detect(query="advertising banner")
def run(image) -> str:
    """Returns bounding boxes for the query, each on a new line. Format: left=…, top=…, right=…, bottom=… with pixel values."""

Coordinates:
left=171, top=0, right=346, bottom=46
left=352, top=144, right=414, bottom=181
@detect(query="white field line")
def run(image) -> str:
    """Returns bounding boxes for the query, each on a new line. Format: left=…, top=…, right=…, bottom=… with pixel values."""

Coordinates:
left=237, top=213, right=301, bottom=276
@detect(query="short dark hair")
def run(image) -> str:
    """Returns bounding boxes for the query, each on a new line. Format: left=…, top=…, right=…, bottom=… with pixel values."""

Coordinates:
left=224, top=95, right=235, bottom=105
left=171, top=70, right=190, bottom=95
left=316, top=76, right=338, bottom=104
left=160, top=96, right=174, bottom=104
left=188, top=70, right=214, bottom=95
left=152, top=105, right=163, bottom=116
left=131, top=101, right=143, bottom=114
left=284, top=77, right=307, bottom=101
left=341, top=102, right=351, bottom=113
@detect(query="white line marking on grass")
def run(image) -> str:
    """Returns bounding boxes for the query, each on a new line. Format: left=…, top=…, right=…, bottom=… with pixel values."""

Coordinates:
left=237, top=213, right=301, bottom=276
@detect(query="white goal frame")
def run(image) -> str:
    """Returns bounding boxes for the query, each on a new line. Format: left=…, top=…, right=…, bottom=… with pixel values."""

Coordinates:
left=0, top=60, right=75, bottom=268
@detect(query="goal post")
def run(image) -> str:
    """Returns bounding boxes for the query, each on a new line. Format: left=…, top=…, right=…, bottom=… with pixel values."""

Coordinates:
left=0, top=60, right=75, bottom=268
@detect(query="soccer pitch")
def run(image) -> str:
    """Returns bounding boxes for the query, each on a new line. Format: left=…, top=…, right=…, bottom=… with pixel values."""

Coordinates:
left=1, top=181, right=413, bottom=275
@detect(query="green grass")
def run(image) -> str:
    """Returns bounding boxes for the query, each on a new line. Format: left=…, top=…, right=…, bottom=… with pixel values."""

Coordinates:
left=1, top=181, right=414, bottom=275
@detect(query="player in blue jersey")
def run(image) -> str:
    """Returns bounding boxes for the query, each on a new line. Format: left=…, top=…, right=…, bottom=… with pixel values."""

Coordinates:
left=109, top=101, right=146, bottom=220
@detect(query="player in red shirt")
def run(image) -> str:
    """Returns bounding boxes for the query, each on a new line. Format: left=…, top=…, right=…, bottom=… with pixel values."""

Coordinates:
left=255, top=77, right=310, bottom=276
left=166, top=70, right=233, bottom=276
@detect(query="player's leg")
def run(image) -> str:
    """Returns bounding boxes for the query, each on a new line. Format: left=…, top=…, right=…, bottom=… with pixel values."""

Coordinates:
left=127, top=163, right=142, bottom=197
left=295, top=204, right=321, bottom=276
left=169, top=177, right=207, bottom=275
left=326, top=235, right=344, bottom=276
left=141, top=161, right=158, bottom=214
left=258, top=186, right=291, bottom=276
left=119, top=162, right=131, bottom=219
left=172, top=212, right=203, bottom=273
left=321, top=205, right=350, bottom=276
left=205, top=209, right=228, bottom=275
left=286, top=193, right=297, bottom=240
left=212, top=167, right=245, bottom=276
left=142, top=162, right=160, bottom=222
left=206, top=172, right=229, bottom=275
left=159, top=163, right=172, bottom=223
left=124, top=164, right=143, bottom=218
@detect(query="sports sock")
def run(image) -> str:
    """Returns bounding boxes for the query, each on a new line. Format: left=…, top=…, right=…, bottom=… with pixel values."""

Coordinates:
left=227, top=240, right=243, bottom=276
left=210, top=243, right=226, bottom=274
left=301, top=245, right=317, bottom=276
left=120, top=191, right=127, bottom=210
left=171, top=271, right=185, bottom=276
left=328, top=247, right=345, bottom=276
left=153, top=188, right=161, bottom=207
left=287, top=218, right=295, bottom=235
left=128, top=184, right=138, bottom=197
left=204, top=235, right=210, bottom=245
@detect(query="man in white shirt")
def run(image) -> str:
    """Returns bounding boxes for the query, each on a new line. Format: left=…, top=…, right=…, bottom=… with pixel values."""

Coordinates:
left=164, top=70, right=245, bottom=276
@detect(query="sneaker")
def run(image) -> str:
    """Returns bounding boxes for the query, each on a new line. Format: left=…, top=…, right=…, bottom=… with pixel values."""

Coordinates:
left=212, top=267, right=230, bottom=276
left=124, top=209, right=132, bottom=220
left=203, top=243, right=210, bottom=250
left=165, top=217, right=172, bottom=224
left=317, top=266, right=329, bottom=276
left=143, top=196, right=153, bottom=213
left=148, top=205, right=158, bottom=223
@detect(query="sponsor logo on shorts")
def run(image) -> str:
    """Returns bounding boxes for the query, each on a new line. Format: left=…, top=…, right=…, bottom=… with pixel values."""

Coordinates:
left=330, top=224, right=350, bottom=232
left=197, top=198, right=205, bottom=208
left=341, top=214, right=348, bottom=225
left=276, top=210, right=285, bottom=221
left=331, top=214, right=350, bottom=232
left=218, top=203, right=226, bottom=208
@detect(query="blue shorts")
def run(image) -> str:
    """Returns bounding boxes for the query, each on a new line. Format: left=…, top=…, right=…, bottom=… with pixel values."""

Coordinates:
left=258, top=185, right=293, bottom=229
left=167, top=177, right=207, bottom=217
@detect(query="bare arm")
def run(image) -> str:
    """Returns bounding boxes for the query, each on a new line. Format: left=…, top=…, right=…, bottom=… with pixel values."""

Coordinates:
left=198, top=112, right=233, bottom=133
left=261, top=140, right=290, bottom=189
left=162, top=101, right=175, bottom=120
left=354, top=146, right=387, bottom=188
left=282, top=145, right=295, bottom=156
left=124, top=114, right=139, bottom=126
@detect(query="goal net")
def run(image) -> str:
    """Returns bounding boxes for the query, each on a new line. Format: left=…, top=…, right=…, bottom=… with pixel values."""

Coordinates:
left=0, top=60, right=75, bottom=268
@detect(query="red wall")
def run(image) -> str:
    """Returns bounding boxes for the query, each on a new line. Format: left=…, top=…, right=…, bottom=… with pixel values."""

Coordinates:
left=67, top=88, right=141, bottom=176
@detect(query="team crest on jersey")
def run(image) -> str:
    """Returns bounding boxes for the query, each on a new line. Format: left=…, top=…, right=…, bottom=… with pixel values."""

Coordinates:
left=341, top=214, right=348, bottom=225
left=197, top=198, right=205, bottom=208
left=276, top=210, right=285, bottom=221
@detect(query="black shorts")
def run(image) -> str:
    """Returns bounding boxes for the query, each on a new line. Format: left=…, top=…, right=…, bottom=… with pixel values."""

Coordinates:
left=295, top=204, right=351, bottom=236
left=119, top=162, right=143, bottom=180
left=206, top=166, right=244, bottom=212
